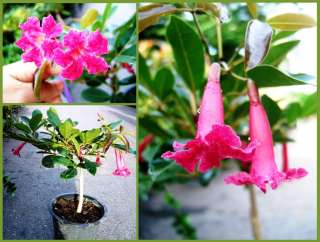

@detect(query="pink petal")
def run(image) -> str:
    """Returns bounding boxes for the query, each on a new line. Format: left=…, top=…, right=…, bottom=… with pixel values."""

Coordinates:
left=226, top=139, right=258, bottom=161
left=53, top=49, right=73, bottom=67
left=86, top=31, right=108, bottom=55
left=63, top=30, right=86, bottom=50
left=21, top=47, right=43, bottom=67
left=41, top=39, right=62, bottom=59
left=205, top=124, right=241, bottom=147
left=285, top=168, right=308, bottom=180
left=113, top=167, right=131, bottom=177
left=224, top=172, right=252, bottom=185
left=16, top=35, right=35, bottom=51
left=20, top=16, right=41, bottom=33
left=82, top=55, right=108, bottom=74
left=161, top=139, right=203, bottom=173
left=198, top=146, right=220, bottom=173
left=42, top=15, right=63, bottom=38
left=60, top=59, right=84, bottom=81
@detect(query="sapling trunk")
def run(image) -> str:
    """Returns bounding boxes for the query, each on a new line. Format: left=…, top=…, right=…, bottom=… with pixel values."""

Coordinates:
left=76, top=168, right=84, bottom=213
left=249, top=185, right=261, bottom=239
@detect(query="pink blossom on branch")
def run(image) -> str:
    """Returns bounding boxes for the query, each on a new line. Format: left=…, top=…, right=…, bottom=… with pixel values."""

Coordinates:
left=224, top=79, right=307, bottom=193
left=11, top=142, right=27, bottom=157
left=16, top=15, right=62, bottom=67
left=54, top=30, right=109, bottom=80
left=161, top=63, right=257, bottom=173
left=113, top=149, right=131, bottom=177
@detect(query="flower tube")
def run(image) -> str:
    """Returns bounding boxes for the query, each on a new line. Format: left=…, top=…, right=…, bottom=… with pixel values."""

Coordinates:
left=225, top=79, right=307, bottom=193
left=113, top=149, right=131, bottom=177
left=162, top=63, right=256, bottom=173
left=11, top=142, right=27, bottom=157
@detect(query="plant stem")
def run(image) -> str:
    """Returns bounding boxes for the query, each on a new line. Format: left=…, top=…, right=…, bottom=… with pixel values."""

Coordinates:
left=191, top=12, right=211, bottom=58
left=248, top=185, right=262, bottom=240
left=215, top=18, right=223, bottom=60
left=76, top=168, right=84, bottom=213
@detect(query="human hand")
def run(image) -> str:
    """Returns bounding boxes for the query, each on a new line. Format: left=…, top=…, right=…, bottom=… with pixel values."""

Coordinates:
left=3, top=61, right=64, bottom=103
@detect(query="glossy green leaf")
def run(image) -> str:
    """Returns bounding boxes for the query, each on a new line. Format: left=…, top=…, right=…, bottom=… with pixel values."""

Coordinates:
left=29, top=109, right=42, bottom=131
left=80, top=9, right=98, bottom=28
left=152, top=67, right=175, bottom=99
left=84, top=159, right=98, bottom=175
left=107, top=120, right=122, bottom=129
left=248, top=65, right=316, bottom=87
left=82, top=87, right=110, bottom=102
left=167, top=16, right=204, bottom=92
left=113, top=55, right=136, bottom=64
left=261, top=95, right=281, bottom=126
left=139, top=4, right=177, bottom=32
left=14, top=122, right=31, bottom=133
left=139, top=54, right=152, bottom=88
left=42, top=155, right=74, bottom=168
left=81, top=128, right=101, bottom=144
left=272, top=31, right=296, bottom=42
left=47, top=107, right=61, bottom=127
left=58, top=121, right=80, bottom=139
left=283, top=102, right=302, bottom=124
left=60, top=167, right=77, bottom=179
left=244, top=20, right=273, bottom=71
left=299, top=92, right=316, bottom=117
left=267, top=13, right=316, bottom=31
left=263, top=40, right=300, bottom=66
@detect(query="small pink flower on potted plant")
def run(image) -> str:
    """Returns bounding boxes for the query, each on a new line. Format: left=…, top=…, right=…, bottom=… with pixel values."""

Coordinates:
left=224, top=79, right=308, bottom=193
left=11, top=142, right=27, bottom=157
left=16, top=15, right=62, bottom=67
left=113, top=149, right=131, bottom=177
left=162, top=63, right=257, bottom=173
left=53, top=30, right=109, bottom=80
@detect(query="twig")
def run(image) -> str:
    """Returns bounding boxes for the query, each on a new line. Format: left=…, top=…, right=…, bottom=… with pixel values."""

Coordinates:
left=191, top=12, right=211, bottom=58
left=249, top=185, right=262, bottom=240
left=215, top=18, right=223, bottom=60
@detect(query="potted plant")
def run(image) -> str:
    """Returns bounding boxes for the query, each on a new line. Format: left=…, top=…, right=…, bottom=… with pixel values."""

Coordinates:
left=6, top=107, right=134, bottom=239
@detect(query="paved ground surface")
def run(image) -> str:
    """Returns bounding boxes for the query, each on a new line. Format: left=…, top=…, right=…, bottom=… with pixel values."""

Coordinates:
left=3, top=106, right=136, bottom=240
left=140, top=118, right=317, bottom=240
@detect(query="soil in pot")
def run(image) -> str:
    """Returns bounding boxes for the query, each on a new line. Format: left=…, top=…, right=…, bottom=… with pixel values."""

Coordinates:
left=53, top=196, right=102, bottom=223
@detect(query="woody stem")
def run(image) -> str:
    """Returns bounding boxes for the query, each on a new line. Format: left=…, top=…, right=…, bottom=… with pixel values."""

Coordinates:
left=249, top=185, right=262, bottom=240
left=76, top=168, right=84, bottom=213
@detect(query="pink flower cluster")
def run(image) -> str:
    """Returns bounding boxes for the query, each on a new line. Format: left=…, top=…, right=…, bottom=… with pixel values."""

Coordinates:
left=16, top=15, right=109, bottom=81
left=162, top=63, right=307, bottom=193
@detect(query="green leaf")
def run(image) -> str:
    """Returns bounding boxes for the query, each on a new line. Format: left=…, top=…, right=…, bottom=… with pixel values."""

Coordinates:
left=299, top=92, right=316, bottom=117
left=107, top=120, right=122, bottom=129
left=71, top=137, right=80, bottom=155
left=58, top=121, right=80, bottom=140
left=267, top=13, right=316, bottom=31
left=244, top=20, right=273, bottom=71
left=20, top=116, right=30, bottom=124
left=247, top=2, right=257, bottom=18
left=33, top=60, right=49, bottom=100
left=139, top=54, right=152, bottom=88
left=283, top=102, right=302, bottom=124
left=84, top=159, right=98, bottom=175
left=263, top=40, right=300, bottom=66
left=81, top=128, right=101, bottom=144
left=14, top=122, right=31, bottom=133
left=152, top=67, right=174, bottom=99
left=248, top=65, right=316, bottom=87
left=42, top=155, right=74, bottom=168
left=113, top=55, right=136, bottom=64
left=82, top=88, right=110, bottom=102
left=29, top=109, right=43, bottom=131
left=167, top=16, right=204, bottom=92
left=80, top=9, right=98, bottom=28
left=60, top=167, right=77, bottom=179
left=47, top=107, right=61, bottom=127
left=272, top=31, right=296, bottom=42
left=99, top=3, right=113, bottom=30
left=261, top=95, right=281, bottom=126
left=139, top=4, right=177, bottom=32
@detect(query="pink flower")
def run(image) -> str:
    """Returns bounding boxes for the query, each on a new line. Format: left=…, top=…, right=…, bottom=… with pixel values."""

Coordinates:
left=96, top=152, right=102, bottom=165
left=54, top=30, right=109, bottom=80
left=113, top=149, right=131, bottom=177
left=224, top=80, right=307, bottom=193
left=161, top=63, right=257, bottom=173
left=16, top=15, right=62, bottom=67
left=11, top=142, right=27, bottom=157
left=121, top=62, right=135, bottom=74
left=282, top=143, right=289, bottom=172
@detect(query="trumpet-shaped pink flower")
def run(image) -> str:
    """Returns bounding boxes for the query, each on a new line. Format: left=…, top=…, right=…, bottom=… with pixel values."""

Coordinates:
left=11, top=142, right=27, bottom=157
left=161, top=63, right=257, bottom=173
left=54, top=30, right=109, bottom=80
left=16, top=15, right=62, bottom=67
left=224, top=80, right=307, bottom=193
left=113, top=149, right=131, bottom=177
left=96, top=152, right=102, bottom=165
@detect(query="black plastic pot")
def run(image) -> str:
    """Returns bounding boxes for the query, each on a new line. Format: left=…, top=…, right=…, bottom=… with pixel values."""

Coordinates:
left=50, top=193, right=107, bottom=240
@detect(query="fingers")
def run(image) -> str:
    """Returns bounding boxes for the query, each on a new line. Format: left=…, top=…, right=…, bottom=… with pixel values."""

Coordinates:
left=6, top=61, right=37, bottom=83
left=39, top=81, right=64, bottom=102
